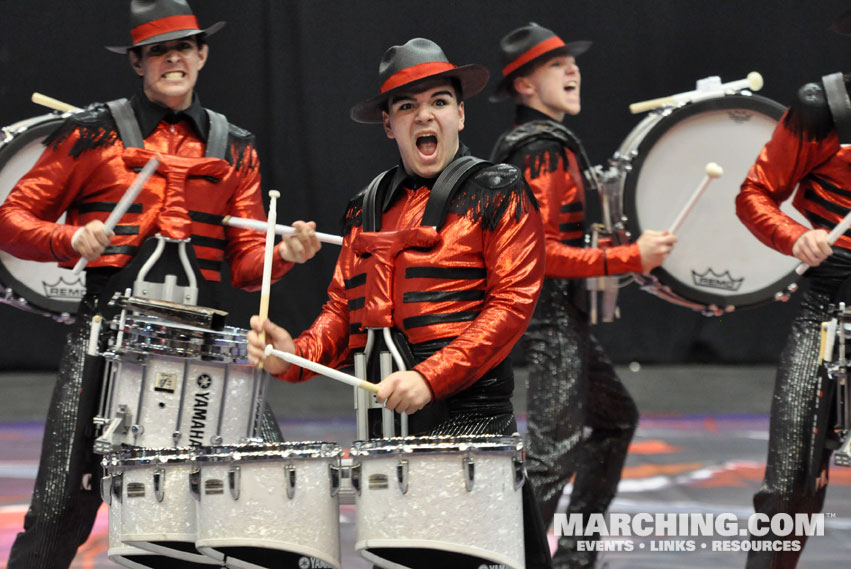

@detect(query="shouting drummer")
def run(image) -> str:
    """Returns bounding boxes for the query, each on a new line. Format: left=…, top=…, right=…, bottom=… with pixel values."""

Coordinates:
left=0, top=1, right=320, bottom=568
left=247, top=37, right=552, bottom=568
left=735, top=10, right=851, bottom=569
left=488, top=23, right=676, bottom=568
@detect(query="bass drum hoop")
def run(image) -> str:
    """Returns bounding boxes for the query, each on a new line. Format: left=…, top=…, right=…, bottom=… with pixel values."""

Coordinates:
left=0, top=114, right=82, bottom=316
left=621, top=94, right=789, bottom=310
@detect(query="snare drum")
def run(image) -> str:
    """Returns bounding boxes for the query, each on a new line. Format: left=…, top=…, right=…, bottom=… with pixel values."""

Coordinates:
left=0, top=114, right=84, bottom=321
left=102, top=447, right=220, bottom=567
left=193, top=442, right=343, bottom=569
left=95, top=314, right=268, bottom=451
left=607, top=94, right=808, bottom=313
left=351, top=435, right=525, bottom=569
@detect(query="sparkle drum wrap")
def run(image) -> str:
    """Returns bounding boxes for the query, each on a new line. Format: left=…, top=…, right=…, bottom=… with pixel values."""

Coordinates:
left=351, top=435, right=526, bottom=569
left=193, top=442, right=343, bottom=569
left=97, top=315, right=268, bottom=450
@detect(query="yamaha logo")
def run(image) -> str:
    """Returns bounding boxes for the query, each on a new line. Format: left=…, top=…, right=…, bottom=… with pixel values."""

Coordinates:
left=691, top=268, right=743, bottom=292
left=197, top=374, right=212, bottom=389
left=298, top=557, right=332, bottom=568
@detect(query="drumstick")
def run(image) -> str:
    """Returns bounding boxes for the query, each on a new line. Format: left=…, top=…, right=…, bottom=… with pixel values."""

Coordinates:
left=222, top=215, right=343, bottom=246
left=264, top=345, right=380, bottom=393
left=629, top=72, right=763, bottom=114
left=257, top=190, right=280, bottom=368
left=31, top=92, right=81, bottom=113
left=794, top=209, right=851, bottom=275
left=668, top=162, right=724, bottom=235
left=72, top=154, right=160, bottom=274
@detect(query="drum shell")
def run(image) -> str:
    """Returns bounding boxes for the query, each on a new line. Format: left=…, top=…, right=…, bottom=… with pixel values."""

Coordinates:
left=194, top=443, right=342, bottom=569
left=352, top=436, right=525, bottom=569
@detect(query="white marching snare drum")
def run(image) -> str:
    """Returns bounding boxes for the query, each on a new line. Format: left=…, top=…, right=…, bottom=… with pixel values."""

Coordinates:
left=102, top=448, right=220, bottom=568
left=0, top=113, right=84, bottom=321
left=95, top=315, right=268, bottom=451
left=193, top=442, right=343, bottom=569
left=351, top=435, right=526, bottom=569
left=608, top=94, right=809, bottom=313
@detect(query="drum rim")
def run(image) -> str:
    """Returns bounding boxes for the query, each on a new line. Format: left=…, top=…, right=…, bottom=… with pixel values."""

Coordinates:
left=621, top=94, right=791, bottom=310
left=0, top=115, right=82, bottom=316
left=194, top=441, right=342, bottom=461
left=351, top=434, right=523, bottom=455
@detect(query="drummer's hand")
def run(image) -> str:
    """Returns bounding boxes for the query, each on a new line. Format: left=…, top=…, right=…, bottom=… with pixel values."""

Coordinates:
left=376, top=370, right=433, bottom=414
left=246, top=315, right=295, bottom=374
left=278, top=220, right=321, bottom=264
left=793, top=229, right=832, bottom=267
left=71, top=220, right=114, bottom=261
left=637, top=230, right=677, bottom=273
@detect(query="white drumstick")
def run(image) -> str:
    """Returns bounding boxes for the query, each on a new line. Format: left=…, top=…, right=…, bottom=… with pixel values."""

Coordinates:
left=222, top=215, right=343, bottom=246
left=668, top=162, right=724, bottom=235
left=31, top=92, right=81, bottom=113
left=264, top=345, right=380, bottom=393
left=629, top=72, right=763, bottom=114
left=794, top=209, right=851, bottom=275
left=257, top=190, right=280, bottom=362
left=72, top=155, right=160, bottom=274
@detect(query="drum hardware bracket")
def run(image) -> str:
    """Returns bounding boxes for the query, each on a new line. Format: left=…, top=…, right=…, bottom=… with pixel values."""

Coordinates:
left=189, top=468, right=201, bottom=500
left=513, top=457, right=525, bottom=491
left=228, top=465, right=241, bottom=500
left=111, top=471, right=124, bottom=503
left=350, top=462, right=362, bottom=495
left=100, top=474, right=113, bottom=505
left=93, top=406, right=132, bottom=454
left=463, top=455, right=475, bottom=492
left=153, top=467, right=166, bottom=502
left=396, top=459, right=409, bottom=495
left=285, top=463, right=296, bottom=499
left=109, top=293, right=228, bottom=331
left=210, top=434, right=224, bottom=446
left=329, top=463, right=341, bottom=498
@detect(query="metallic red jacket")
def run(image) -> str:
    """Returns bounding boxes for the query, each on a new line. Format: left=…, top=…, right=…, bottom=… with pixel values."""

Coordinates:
left=282, top=161, right=545, bottom=401
left=0, top=102, right=291, bottom=289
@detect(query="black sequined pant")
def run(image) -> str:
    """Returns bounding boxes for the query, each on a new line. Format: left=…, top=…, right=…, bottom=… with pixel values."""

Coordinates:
left=7, top=295, right=283, bottom=569
left=746, top=289, right=833, bottom=569
left=523, top=279, right=639, bottom=569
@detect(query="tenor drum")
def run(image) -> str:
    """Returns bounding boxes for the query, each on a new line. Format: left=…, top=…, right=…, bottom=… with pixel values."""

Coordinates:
left=351, top=435, right=525, bottom=569
left=96, top=314, right=268, bottom=451
left=610, top=94, right=808, bottom=313
left=193, top=442, right=343, bottom=569
left=0, top=113, right=84, bottom=321
left=102, top=448, right=220, bottom=568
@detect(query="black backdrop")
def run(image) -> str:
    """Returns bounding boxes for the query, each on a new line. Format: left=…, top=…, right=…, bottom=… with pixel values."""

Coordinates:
left=0, top=0, right=848, bottom=370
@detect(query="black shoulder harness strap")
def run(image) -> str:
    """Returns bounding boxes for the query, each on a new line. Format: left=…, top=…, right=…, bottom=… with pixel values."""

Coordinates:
left=106, top=98, right=144, bottom=149
left=105, top=98, right=229, bottom=159
left=823, top=72, right=851, bottom=145
left=362, top=167, right=396, bottom=232
left=420, top=156, right=488, bottom=229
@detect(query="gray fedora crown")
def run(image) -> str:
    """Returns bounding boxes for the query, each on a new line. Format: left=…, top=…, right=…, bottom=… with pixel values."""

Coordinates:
left=350, top=38, right=490, bottom=124
left=106, top=0, right=225, bottom=54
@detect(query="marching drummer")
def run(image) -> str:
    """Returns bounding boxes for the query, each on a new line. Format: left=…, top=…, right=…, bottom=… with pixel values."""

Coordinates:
left=248, top=37, right=552, bottom=568
left=0, top=1, right=320, bottom=568
left=734, top=10, right=851, bottom=569
left=488, top=23, right=676, bottom=568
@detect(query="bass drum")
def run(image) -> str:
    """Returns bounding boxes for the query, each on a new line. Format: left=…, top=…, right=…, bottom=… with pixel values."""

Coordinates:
left=612, top=94, right=806, bottom=314
left=0, top=113, right=84, bottom=322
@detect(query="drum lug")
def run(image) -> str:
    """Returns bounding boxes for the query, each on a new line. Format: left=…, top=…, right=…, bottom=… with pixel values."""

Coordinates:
left=172, top=431, right=182, bottom=446
left=329, top=463, right=340, bottom=498
left=396, top=459, right=409, bottom=495
left=228, top=466, right=241, bottom=500
left=100, top=474, right=112, bottom=505
left=513, top=457, right=525, bottom=491
left=285, top=464, right=296, bottom=499
left=463, top=455, right=475, bottom=492
left=112, top=471, right=124, bottom=503
left=189, top=468, right=201, bottom=500
left=350, top=461, right=362, bottom=495
left=210, top=435, right=223, bottom=446
left=153, top=467, right=165, bottom=502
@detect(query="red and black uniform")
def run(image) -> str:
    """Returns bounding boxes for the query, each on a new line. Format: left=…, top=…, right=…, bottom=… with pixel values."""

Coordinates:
left=736, top=77, right=851, bottom=569
left=280, top=144, right=544, bottom=434
left=0, top=93, right=288, bottom=569
left=491, top=105, right=639, bottom=569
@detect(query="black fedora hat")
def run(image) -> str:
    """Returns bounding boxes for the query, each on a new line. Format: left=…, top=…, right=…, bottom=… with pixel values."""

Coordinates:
left=832, top=9, right=851, bottom=35
left=106, top=0, right=225, bottom=54
left=491, top=23, right=590, bottom=102
left=350, top=38, right=490, bottom=124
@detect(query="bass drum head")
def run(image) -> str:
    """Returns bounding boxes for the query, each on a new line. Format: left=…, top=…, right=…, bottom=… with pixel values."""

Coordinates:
left=0, top=115, right=85, bottom=317
left=622, top=94, right=805, bottom=310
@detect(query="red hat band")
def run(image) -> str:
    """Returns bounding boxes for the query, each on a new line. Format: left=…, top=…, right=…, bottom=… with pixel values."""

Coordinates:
left=131, top=14, right=200, bottom=45
left=380, top=61, right=459, bottom=94
left=502, top=36, right=566, bottom=78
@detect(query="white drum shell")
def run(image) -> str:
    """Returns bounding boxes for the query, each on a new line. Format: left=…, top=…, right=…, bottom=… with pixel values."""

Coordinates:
left=105, top=473, right=160, bottom=569
left=194, top=444, right=342, bottom=569
left=353, top=442, right=525, bottom=569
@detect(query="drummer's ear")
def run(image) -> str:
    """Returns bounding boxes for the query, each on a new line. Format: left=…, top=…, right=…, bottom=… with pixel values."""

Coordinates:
left=128, top=51, right=143, bottom=76
left=512, top=75, right=535, bottom=98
